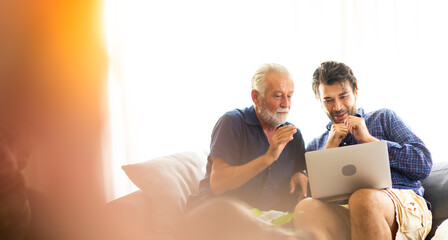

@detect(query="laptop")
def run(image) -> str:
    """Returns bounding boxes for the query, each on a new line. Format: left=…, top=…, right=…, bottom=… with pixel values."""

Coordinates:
left=305, top=141, right=392, bottom=202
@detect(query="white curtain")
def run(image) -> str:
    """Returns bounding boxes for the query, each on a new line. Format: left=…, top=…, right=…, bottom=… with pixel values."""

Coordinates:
left=105, top=0, right=448, bottom=199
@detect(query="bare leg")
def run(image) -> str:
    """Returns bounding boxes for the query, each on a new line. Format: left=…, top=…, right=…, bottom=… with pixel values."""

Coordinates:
left=349, top=189, right=397, bottom=240
left=293, top=198, right=350, bottom=240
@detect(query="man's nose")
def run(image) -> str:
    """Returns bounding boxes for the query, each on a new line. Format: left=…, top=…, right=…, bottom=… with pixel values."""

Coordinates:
left=280, top=95, right=290, bottom=108
left=333, top=99, right=343, bottom=111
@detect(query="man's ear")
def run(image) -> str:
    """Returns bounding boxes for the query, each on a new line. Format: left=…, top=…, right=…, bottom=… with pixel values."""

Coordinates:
left=354, top=90, right=358, bottom=100
left=251, top=89, right=260, bottom=104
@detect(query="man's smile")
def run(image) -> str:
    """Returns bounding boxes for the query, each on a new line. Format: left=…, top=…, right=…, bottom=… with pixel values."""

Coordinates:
left=333, top=111, right=348, bottom=122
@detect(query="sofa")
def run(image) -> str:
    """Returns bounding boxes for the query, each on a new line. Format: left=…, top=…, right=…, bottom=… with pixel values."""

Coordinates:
left=105, top=150, right=448, bottom=240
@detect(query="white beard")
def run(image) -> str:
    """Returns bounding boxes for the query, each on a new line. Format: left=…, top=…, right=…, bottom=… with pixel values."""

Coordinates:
left=258, top=100, right=289, bottom=127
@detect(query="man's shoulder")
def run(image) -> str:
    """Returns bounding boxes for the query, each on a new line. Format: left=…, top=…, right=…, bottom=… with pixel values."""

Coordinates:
left=221, top=108, right=243, bottom=118
left=363, top=108, right=401, bottom=125
left=216, top=106, right=256, bottom=129
left=220, top=107, right=251, bottom=122
left=364, top=108, right=397, bottom=118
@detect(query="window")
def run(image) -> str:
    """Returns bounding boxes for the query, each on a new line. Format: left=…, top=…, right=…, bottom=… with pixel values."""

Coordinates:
left=105, top=0, right=448, bottom=199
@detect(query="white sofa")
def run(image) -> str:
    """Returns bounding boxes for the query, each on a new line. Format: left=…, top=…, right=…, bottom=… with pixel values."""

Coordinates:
left=105, top=151, right=207, bottom=240
left=105, top=150, right=448, bottom=240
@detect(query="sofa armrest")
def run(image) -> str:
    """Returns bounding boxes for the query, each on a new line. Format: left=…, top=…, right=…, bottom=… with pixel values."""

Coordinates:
left=422, top=162, right=448, bottom=239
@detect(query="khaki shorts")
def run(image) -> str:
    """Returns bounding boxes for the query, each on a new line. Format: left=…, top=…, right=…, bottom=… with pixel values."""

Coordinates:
left=331, top=188, right=432, bottom=240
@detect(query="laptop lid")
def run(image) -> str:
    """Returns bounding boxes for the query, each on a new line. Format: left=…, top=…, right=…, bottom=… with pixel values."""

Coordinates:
left=305, top=141, right=392, bottom=202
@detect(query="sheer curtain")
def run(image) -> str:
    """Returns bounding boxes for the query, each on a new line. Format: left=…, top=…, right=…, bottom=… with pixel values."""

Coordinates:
left=106, top=0, right=448, bottom=199
left=1, top=1, right=109, bottom=239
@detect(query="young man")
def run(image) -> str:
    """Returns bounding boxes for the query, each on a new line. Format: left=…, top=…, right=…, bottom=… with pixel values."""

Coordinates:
left=293, top=61, right=433, bottom=240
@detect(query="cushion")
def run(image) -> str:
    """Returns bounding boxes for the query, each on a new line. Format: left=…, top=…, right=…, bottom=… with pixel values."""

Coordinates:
left=121, top=151, right=207, bottom=234
left=432, top=219, right=448, bottom=240
left=422, top=161, right=448, bottom=239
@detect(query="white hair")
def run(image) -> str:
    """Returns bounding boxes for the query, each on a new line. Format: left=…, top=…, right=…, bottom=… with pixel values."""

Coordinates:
left=251, top=63, right=291, bottom=97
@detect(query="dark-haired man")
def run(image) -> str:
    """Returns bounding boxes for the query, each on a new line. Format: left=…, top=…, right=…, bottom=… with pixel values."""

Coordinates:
left=293, top=61, right=433, bottom=240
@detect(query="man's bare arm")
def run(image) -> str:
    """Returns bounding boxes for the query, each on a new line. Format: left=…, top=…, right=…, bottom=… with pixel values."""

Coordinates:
left=210, top=125, right=296, bottom=195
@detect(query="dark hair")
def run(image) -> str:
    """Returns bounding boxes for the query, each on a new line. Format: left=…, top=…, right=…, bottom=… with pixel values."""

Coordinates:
left=312, top=61, right=358, bottom=99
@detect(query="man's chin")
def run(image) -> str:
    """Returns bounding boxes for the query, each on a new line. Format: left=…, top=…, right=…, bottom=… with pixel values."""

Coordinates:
left=259, top=108, right=288, bottom=127
left=330, top=111, right=352, bottom=123
left=268, top=117, right=287, bottom=127
left=275, top=115, right=288, bottom=125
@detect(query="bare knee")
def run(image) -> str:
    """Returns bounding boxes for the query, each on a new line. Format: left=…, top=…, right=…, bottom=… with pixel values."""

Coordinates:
left=349, top=189, right=397, bottom=239
left=294, top=198, right=327, bottom=239
left=349, top=188, right=381, bottom=202
left=294, top=197, right=322, bottom=213
left=293, top=198, right=330, bottom=223
left=349, top=189, right=395, bottom=226
left=349, top=189, right=390, bottom=214
left=294, top=198, right=349, bottom=240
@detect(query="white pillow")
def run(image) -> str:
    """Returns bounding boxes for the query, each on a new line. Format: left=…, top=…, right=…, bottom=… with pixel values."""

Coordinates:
left=122, top=151, right=207, bottom=233
left=432, top=219, right=448, bottom=240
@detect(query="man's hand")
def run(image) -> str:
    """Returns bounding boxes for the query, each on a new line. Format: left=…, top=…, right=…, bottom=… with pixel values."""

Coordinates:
left=325, top=123, right=348, bottom=149
left=344, top=116, right=379, bottom=143
left=289, top=172, right=309, bottom=201
left=265, top=125, right=297, bottom=163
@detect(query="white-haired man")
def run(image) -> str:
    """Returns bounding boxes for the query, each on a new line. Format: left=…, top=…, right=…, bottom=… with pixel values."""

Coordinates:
left=187, top=63, right=306, bottom=212
left=181, top=63, right=309, bottom=240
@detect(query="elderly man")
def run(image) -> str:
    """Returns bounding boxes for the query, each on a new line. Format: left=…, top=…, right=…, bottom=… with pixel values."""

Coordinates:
left=180, top=63, right=308, bottom=240
left=293, top=61, right=432, bottom=240
left=187, top=63, right=306, bottom=212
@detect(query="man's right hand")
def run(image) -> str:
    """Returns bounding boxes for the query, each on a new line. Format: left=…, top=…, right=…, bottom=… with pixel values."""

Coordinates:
left=325, top=123, right=348, bottom=149
left=265, top=125, right=297, bottom=163
left=211, top=125, right=296, bottom=195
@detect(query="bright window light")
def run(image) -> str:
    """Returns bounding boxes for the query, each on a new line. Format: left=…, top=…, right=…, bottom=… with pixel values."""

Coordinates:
left=105, top=0, right=448, bottom=199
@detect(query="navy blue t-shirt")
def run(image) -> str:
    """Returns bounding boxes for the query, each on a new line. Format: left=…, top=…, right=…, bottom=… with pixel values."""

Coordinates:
left=187, top=106, right=306, bottom=212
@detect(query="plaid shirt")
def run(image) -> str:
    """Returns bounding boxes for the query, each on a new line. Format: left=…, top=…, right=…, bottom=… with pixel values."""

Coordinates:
left=306, top=108, right=432, bottom=197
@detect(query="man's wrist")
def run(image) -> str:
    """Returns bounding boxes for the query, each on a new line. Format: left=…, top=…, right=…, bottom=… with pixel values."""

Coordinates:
left=324, top=140, right=339, bottom=149
left=363, top=136, right=380, bottom=143
left=262, top=152, right=276, bottom=166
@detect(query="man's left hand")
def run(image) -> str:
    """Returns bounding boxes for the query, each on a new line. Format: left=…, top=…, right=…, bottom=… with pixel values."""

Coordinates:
left=289, top=172, right=309, bottom=202
left=344, top=115, right=379, bottom=143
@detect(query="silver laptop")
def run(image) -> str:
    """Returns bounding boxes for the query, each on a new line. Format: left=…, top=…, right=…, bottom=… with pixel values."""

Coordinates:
left=305, top=141, right=392, bottom=202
